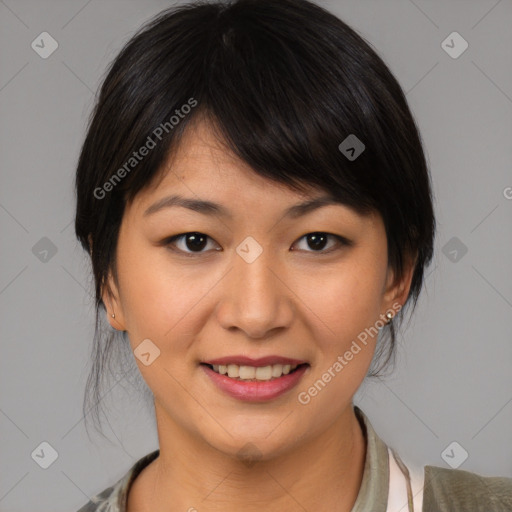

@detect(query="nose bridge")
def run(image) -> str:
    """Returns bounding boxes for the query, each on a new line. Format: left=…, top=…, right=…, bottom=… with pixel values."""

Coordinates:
left=216, top=239, right=293, bottom=337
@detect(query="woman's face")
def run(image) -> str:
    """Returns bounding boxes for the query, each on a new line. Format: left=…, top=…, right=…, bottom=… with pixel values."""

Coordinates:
left=105, top=120, right=412, bottom=460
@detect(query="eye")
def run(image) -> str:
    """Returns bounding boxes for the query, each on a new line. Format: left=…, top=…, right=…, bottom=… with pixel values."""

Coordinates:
left=292, top=232, right=350, bottom=253
left=162, top=231, right=351, bottom=256
left=164, top=232, right=221, bottom=255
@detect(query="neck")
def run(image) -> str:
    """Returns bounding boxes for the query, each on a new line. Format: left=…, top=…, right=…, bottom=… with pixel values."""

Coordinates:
left=129, top=404, right=367, bottom=512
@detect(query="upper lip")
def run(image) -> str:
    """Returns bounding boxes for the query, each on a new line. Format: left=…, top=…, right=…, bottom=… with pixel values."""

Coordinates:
left=202, top=356, right=308, bottom=367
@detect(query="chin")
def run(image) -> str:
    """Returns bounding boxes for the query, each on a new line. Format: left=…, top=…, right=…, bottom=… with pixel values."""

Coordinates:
left=198, top=419, right=304, bottom=463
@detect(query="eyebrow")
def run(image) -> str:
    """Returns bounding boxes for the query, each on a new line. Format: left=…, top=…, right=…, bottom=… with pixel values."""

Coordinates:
left=143, top=193, right=347, bottom=219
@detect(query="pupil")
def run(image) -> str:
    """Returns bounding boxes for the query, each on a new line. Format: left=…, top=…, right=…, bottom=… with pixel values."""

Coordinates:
left=308, top=233, right=327, bottom=250
left=186, top=233, right=207, bottom=251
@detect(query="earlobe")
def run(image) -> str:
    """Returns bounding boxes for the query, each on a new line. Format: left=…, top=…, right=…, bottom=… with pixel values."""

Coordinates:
left=91, top=238, right=123, bottom=329
left=101, top=272, right=126, bottom=331
left=105, top=299, right=126, bottom=331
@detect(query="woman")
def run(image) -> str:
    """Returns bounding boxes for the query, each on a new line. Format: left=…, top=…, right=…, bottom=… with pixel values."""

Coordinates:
left=74, top=0, right=512, bottom=510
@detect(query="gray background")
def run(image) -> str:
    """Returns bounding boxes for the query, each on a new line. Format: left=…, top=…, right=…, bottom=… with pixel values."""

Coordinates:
left=1, top=0, right=511, bottom=510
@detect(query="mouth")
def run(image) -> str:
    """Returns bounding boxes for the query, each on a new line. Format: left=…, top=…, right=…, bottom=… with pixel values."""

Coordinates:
left=200, top=362, right=309, bottom=382
left=200, top=358, right=310, bottom=402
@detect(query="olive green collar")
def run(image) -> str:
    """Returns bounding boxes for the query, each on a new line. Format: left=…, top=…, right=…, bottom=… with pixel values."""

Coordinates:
left=350, top=405, right=390, bottom=512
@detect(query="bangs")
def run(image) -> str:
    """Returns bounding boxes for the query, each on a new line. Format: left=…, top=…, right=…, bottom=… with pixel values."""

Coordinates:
left=109, top=0, right=397, bottom=218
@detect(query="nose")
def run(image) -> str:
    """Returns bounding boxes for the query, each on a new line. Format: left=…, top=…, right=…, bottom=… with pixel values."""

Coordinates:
left=215, top=247, right=294, bottom=339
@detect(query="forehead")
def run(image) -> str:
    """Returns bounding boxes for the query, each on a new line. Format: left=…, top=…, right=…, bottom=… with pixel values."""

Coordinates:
left=125, top=118, right=380, bottom=234
left=134, top=118, right=323, bottom=207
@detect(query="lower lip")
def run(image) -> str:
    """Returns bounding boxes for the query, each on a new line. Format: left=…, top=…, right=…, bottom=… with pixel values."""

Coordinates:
left=201, top=364, right=309, bottom=402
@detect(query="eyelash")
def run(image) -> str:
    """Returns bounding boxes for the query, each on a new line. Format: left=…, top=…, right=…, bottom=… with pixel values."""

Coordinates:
left=162, top=232, right=351, bottom=257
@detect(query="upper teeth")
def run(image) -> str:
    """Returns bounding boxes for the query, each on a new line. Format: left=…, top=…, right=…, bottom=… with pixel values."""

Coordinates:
left=212, top=363, right=299, bottom=381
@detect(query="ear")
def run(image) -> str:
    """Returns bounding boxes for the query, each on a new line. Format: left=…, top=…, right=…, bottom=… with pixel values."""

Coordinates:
left=87, top=233, right=93, bottom=256
left=90, top=234, right=127, bottom=330
left=101, top=269, right=127, bottom=331
left=381, top=253, right=417, bottom=317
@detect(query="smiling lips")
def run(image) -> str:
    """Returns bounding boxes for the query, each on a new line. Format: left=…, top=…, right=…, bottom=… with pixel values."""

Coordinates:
left=201, top=355, right=309, bottom=401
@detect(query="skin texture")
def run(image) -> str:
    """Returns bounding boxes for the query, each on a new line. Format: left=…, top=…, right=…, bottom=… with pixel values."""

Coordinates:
left=103, top=119, right=415, bottom=512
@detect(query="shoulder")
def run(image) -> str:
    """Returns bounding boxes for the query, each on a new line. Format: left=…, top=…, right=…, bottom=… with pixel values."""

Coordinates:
left=75, top=449, right=160, bottom=512
left=76, top=480, right=122, bottom=512
left=387, top=447, right=512, bottom=512
left=422, top=464, right=512, bottom=511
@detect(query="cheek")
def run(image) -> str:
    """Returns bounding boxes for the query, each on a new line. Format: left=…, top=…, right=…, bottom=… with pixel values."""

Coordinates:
left=294, top=265, right=385, bottom=417
left=117, top=248, right=170, bottom=336
left=116, top=242, right=218, bottom=349
left=296, top=259, right=386, bottom=347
